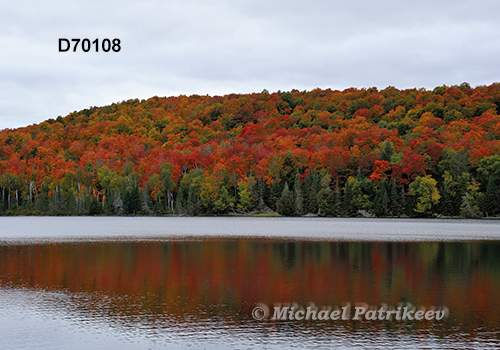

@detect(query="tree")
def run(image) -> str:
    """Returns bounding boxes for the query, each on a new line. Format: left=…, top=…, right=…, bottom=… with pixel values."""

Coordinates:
left=214, top=186, right=233, bottom=213
left=389, top=181, right=402, bottom=217
left=436, top=184, right=454, bottom=216
left=373, top=180, right=389, bottom=217
left=293, top=172, right=303, bottom=216
left=317, top=172, right=333, bottom=216
left=178, top=169, right=205, bottom=215
left=0, top=173, right=18, bottom=210
left=124, top=184, right=141, bottom=214
left=460, top=193, right=482, bottom=218
left=88, top=196, right=102, bottom=215
left=276, top=182, right=295, bottom=216
left=148, top=173, right=162, bottom=213
left=342, top=177, right=356, bottom=217
left=479, top=176, right=499, bottom=216
left=370, top=160, right=390, bottom=182
left=408, top=175, right=440, bottom=216
left=269, top=178, right=283, bottom=211
left=160, top=163, right=175, bottom=213
left=378, top=140, right=395, bottom=162
left=97, top=166, right=124, bottom=214
left=331, top=178, right=342, bottom=216
left=477, top=156, right=500, bottom=216
left=255, top=176, right=270, bottom=211
left=439, top=148, right=469, bottom=180
left=200, top=176, right=217, bottom=214
left=350, top=172, right=374, bottom=213
left=237, top=176, right=258, bottom=212
left=303, top=170, right=319, bottom=214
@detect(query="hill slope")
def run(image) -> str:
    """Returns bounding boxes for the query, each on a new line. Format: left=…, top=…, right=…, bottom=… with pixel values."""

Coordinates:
left=1, top=83, right=500, bottom=217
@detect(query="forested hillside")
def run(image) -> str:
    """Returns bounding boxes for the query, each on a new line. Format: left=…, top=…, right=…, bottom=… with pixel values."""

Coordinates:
left=1, top=83, right=500, bottom=217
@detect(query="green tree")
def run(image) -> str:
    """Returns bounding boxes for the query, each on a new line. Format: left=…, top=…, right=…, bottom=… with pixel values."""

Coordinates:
left=0, top=173, right=19, bottom=210
left=124, top=184, right=141, bottom=214
left=343, top=177, right=356, bottom=216
left=436, top=184, right=454, bottom=216
left=293, top=172, right=303, bottom=216
left=331, top=178, right=342, bottom=216
left=479, top=176, right=499, bottom=216
left=255, top=176, right=269, bottom=210
left=160, top=163, right=175, bottom=213
left=442, top=171, right=470, bottom=216
left=304, top=170, right=321, bottom=214
left=408, top=175, right=440, bottom=216
left=97, top=166, right=125, bottom=214
left=373, top=180, right=390, bottom=217
left=317, top=172, right=333, bottom=216
left=269, top=178, right=283, bottom=211
left=460, top=193, right=482, bottom=218
left=214, top=186, right=233, bottom=213
left=237, top=176, right=259, bottom=212
left=389, top=182, right=402, bottom=216
left=88, top=196, right=102, bottom=215
left=477, top=156, right=500, bottom=216
left=350, top=172, right=374, bottom=213
left=378, top=141, right=395, bottom=162
left=179, top=169, right=205, bottom=215
left=147, top=173, right=162, bottom=213
left=276, top=182, right=295, bottom=216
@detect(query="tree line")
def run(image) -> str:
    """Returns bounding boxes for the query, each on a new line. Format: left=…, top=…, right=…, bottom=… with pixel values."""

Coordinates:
left=1, top=83, right=500, bottom=217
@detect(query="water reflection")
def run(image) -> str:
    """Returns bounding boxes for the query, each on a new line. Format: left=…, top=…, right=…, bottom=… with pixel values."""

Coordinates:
left=1, top=239, right=500, bottom=348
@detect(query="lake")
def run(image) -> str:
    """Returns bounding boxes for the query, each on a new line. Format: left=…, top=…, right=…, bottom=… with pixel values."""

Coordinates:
left=1, top=217, right=499, bottom=349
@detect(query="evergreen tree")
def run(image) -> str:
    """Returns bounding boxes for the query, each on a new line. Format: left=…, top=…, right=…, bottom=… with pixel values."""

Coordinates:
left=437, top=184, right=454, bottom=216
left=381, top=188, right=389, bottom=216
left=389, top=182, right=401, bottom=217
left=124, top=185, right=141, bottom=214
left=37, top=182, right=49, bottom=213
left=276, top=182, right=295, bottom=216
left=317, top=172, right=333, bottom=216
left=102, top=189, right=114, bottom=214
left=405, top=193, right=417, bottom=217
left=256, top=176, right=269, bottom=210
left=373, top=190, right=381, bottom=216
left=480, top=177, right=499, bottom=216
left=460, top=193, right=482, bottom=218
left=311, top=171, right=322, bottom=213
left=140, top=185, right=153, bottom=214
left=269, top=178, right=283, bottom=211
left=331, top=178, right=342, bottom=216
left=400, top=185, right=407, bottom=215
left=88, top=196, right=102, bottom=215
left=373, top=181, right=389, bottom=217
left=293, top=172, right=303, bottom=216
left=342, top=178, right=356, bottom=216
left=303, top=170, right=319, bottom=214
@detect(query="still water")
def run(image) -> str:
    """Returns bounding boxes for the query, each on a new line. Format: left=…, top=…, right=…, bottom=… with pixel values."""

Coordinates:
left=0, top=217, right=499, bottom=349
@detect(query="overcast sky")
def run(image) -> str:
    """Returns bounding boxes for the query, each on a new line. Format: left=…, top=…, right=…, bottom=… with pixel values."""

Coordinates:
left=1, top=0, right=499, bottom=130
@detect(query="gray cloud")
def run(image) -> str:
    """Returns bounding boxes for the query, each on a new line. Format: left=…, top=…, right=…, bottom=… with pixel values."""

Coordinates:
left=1, top=0, right=499, bottom=129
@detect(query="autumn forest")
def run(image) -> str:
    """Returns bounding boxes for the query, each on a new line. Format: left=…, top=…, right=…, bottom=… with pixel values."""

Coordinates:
left=1, top=83, right=500, bottom=217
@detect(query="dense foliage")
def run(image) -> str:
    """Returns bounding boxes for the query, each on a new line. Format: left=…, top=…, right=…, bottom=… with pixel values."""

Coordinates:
left=1, top=83, right=500, bottom=217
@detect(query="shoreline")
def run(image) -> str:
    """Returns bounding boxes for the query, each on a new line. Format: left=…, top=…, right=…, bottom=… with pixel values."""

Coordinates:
left=1, top=212, right=499, bottom=220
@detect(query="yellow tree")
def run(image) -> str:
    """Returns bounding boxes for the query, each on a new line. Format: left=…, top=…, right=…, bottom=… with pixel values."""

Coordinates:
left=409, top=175, right=440, bottom=215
